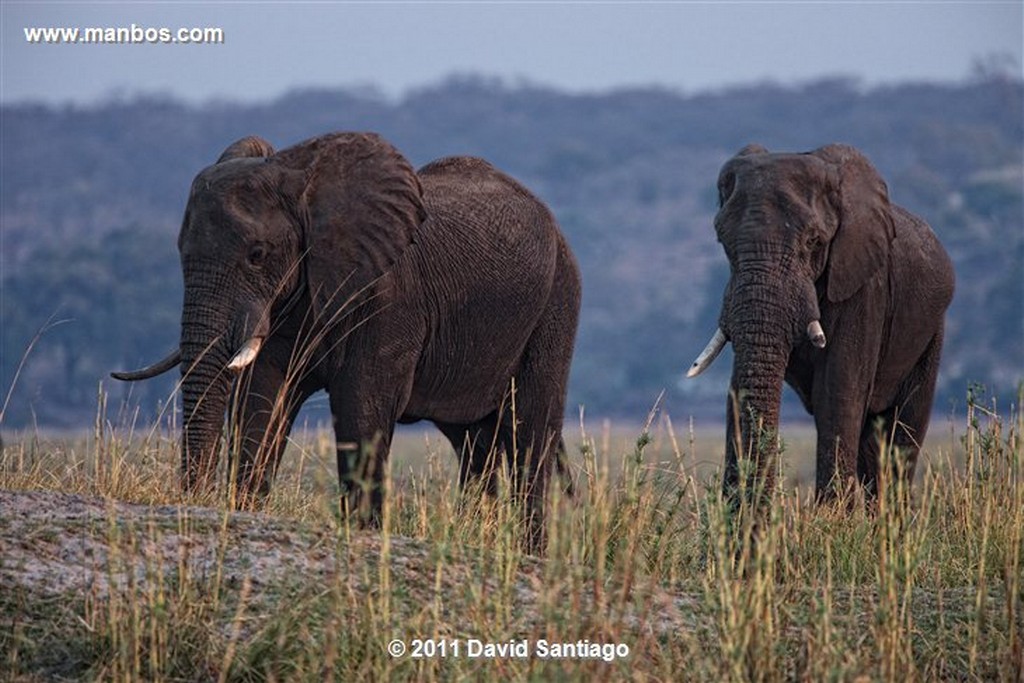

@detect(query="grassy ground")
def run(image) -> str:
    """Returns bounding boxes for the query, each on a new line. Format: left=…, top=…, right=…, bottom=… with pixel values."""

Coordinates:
left=0, top=385, right=1021, bottom=681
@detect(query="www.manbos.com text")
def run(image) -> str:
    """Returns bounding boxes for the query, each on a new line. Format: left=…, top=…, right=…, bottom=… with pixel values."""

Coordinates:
left=24, top=24, right=225, bottom=45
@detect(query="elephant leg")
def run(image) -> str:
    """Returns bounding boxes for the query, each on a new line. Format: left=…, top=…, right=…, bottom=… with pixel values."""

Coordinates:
left=329, top=361, right=414, bottom=527
left=434, top=350, right=569, bottom=552
left=856, top=410, right=888, bottom=500
left=227, top=347, right=319, bottom=509
left=503, top=266, right=578, bottom=551
left=812, top=363, right=876, bottom=503
left=435, top=414, right=504, bottom=496
left=512, top=329, right=576, bottom=543
left=438, top=415, right=574, bottom=501
left=332, top=412, right=394, bottom=527
left=814, top=409, right=868, bottom=503
left=502, top=394, right=561, bottom=552
left=859, top=328, right=945, bottom=499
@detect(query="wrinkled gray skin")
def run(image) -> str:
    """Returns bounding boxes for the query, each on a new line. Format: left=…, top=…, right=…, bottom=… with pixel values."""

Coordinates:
left=113, top=132, right=580, bottom=549
left=689, top=144, right=954, bottom=507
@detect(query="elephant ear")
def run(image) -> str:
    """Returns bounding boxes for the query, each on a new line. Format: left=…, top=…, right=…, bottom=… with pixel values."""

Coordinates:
left=216, top=136, right=276, bottom=163
left=814, top=144, right=895, bottom=302
left=278, top=132, right=426, bottom=323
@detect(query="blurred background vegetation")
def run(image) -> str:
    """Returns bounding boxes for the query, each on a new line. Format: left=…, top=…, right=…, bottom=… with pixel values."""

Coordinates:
left=1, top=73, right=1021, bottom=430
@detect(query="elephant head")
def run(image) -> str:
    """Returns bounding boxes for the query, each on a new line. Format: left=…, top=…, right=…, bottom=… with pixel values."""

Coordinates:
left=113, top=132, right=426, bottom=492
left=688, top=143, right=895, bottom=501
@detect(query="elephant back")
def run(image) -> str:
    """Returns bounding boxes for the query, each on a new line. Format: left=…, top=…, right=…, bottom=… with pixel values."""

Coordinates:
left=417, top=156, right=561, bottom=252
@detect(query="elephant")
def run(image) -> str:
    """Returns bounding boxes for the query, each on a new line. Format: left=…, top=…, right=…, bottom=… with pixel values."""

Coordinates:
left=112, top=131, right=581, bottom=549
left=687, top=143, right=954, bottom=509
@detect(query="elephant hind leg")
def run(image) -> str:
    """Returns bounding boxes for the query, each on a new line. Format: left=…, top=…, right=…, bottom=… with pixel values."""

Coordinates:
left=857, top=410, right=892, bottom=500
left=505, top=258, right=580, bottom=550
left=858, top=328, right=945, bottom=498
left=435, top=414, right=505, bottom=496
left=437, top=415, right=575, bottom=500
left=439, top=315, right=577, bottom=551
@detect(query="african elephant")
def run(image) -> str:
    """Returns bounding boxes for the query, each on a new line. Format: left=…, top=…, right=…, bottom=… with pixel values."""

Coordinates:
left=687, top=143, right=954, bottom=507
left=113, top=132, right=581, bottom=548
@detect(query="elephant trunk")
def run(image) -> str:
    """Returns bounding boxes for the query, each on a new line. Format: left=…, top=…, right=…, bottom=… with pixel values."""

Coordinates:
left=180, top=363, right=230, bottom=492
left=178, top=274, right=236, bottom=493
left=725, top=341, right=787, bottom=505
left=721, top=273, right=792, bottom=507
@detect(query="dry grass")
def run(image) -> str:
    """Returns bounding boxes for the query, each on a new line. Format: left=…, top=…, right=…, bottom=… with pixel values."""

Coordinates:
left=0, top=385, right=1021, bottom=681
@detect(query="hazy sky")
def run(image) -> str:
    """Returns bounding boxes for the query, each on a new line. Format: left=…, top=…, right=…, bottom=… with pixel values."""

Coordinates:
left=2, top=2, right=1021, bottom=105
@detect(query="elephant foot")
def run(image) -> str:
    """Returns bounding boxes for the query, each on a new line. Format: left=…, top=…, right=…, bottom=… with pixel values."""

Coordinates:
left=336, top=483, right=384, bottom=530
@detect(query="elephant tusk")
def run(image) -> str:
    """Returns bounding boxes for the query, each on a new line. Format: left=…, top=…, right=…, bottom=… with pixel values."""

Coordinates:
left=807, top=320, right=827, bottom=349
left=686, top=328, right=727, bottom=378
left=111, top=349, right=181, bottom=381
left=227, top=337, right=264, bottom=371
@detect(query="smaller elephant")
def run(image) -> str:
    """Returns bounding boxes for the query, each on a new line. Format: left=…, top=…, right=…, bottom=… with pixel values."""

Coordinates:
left=687, top=143, right=954, bottom=507
left=113, top=132, right=581, bottom=550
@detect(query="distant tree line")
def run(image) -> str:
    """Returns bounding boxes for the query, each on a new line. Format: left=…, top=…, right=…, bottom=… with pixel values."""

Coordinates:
left=1, top=74, right=1021, bottom=429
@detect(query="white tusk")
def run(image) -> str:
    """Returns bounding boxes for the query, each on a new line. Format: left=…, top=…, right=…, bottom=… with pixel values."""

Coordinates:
left=807, top=320, right=827, bottom=349
left=111, top=349, right=181, bottom=381
left=227, top=337, right=264, bottom=371
left=686, top=328, right=727, bottom=378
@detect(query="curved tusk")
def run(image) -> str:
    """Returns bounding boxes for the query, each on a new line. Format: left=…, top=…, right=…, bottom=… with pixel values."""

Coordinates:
left=227, top=337, right=264, bottom=371
left=807, top=320, right=827, bottom=349
left=111, top=349, right=181, bottom=381
left=686, top=328, right=728, bottom=378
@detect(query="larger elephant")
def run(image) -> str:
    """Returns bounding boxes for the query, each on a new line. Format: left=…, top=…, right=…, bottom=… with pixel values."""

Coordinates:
left=113, top=132, right=581, bottom=548
left=687, top=143, right=954, bottom=506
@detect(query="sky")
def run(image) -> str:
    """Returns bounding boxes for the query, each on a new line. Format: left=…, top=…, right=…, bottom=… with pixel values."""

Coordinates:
left=1, top=2, right=1022, bottom=105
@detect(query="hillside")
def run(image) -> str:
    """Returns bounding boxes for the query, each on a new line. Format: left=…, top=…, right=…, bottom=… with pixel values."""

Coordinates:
left=1, top=74, right=1021, bottom=429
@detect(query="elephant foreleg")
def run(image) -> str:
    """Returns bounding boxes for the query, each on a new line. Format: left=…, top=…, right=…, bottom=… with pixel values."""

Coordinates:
left=330, top=395, right=395, bottom=528
left=228, top=354, right=318, bottom=510
left=812, top=372, right=873, bottom=503
left=335, top=433, right=393, bottom=527
left=811, top=310, right=887, bottom=503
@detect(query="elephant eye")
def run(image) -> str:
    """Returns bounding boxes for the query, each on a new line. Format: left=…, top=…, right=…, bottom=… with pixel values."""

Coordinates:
left=247, top=244, right=268, bottom=268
